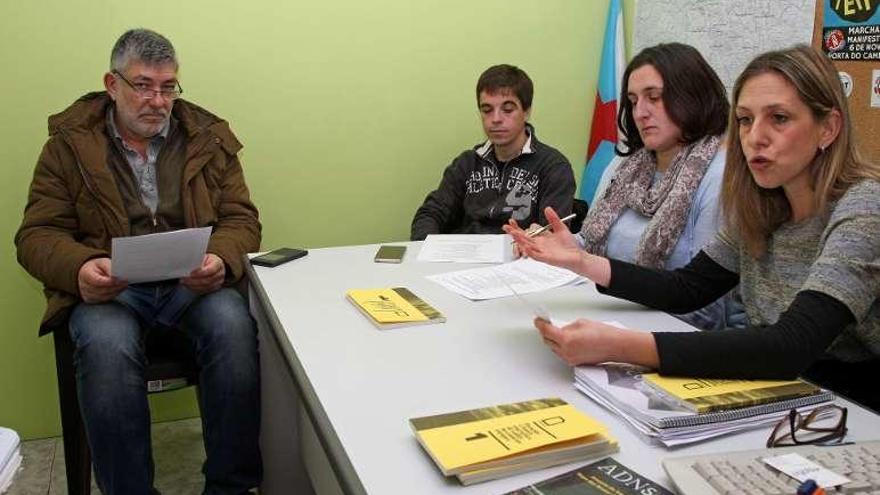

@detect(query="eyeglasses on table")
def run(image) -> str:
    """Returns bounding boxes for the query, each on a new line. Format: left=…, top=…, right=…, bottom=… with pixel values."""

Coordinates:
left=766, top=404, right=848, bottom=448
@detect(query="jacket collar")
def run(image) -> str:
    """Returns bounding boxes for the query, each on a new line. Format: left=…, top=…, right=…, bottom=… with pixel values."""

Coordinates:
left=46, top=92, right=243, bottom=235
left=475, top=123, right=536, bottom=160
left=48, top=92, right=239, bottom=149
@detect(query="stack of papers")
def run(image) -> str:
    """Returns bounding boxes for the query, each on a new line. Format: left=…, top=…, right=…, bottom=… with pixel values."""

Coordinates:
left=573, top=364, right=835, bottom=447
left=0, top=427, right=21, bottom=493
left=417, top=234, right=513, bottom=263
left=426, top=258, right=583, bottom=300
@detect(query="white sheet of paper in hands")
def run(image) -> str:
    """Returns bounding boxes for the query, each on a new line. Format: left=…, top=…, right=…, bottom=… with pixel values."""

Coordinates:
left=111, top=227, right=212, bottom=284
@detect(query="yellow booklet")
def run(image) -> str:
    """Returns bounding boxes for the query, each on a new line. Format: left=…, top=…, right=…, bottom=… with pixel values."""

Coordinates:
left=346, top=287, right=445, bottom=329
left=641, top=374, right=821, bottom=414
left=410, top=398, right=617, bottom=485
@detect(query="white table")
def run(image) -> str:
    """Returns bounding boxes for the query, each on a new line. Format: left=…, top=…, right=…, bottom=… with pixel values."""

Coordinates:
left=247, top=242, right=880, bottom=495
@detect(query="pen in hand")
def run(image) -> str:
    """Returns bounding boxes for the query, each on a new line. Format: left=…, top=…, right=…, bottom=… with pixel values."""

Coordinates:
left=510, top=213, right=577, bottom=244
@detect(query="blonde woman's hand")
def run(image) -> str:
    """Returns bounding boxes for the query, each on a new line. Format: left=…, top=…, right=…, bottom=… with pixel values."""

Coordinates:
left=511, top=223, right=543, bottom=258
left=534, top=317, right=659, bottom=368
left=534, top=317, right=616, bottom=366
left=503, top=207, right=582, bottom=271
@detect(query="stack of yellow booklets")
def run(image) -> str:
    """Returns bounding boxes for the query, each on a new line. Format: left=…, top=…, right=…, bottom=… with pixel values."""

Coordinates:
left=574, top=364, right=833, bottom=447
left=641, top=373, right=822, bottom=414
left=409, top=398, right=618, bottom=485
left=346, top=287, right=445, bottom=329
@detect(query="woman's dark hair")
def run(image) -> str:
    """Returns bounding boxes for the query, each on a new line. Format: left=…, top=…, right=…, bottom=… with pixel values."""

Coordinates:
left=617, top=43, right=728, bottom=156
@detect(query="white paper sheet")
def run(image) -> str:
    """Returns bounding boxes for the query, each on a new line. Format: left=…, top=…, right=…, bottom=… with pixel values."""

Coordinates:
left=425, top=258, right=582, bottom=300
left=111, top=227, right=211, bottom=284
left=0, top=426, right=20, bottom=492
left=0, top=451, right=20, bottom=494
left=416, top=234, right=513, bottom=263
left=762, top=453, right=851, bottom=488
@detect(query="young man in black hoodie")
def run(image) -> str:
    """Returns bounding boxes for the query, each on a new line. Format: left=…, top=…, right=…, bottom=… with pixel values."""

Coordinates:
left=410, top=64, right=575, bottom=240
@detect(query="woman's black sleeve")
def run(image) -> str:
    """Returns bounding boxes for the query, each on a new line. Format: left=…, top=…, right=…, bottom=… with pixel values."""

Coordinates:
left=654, top=290, right=854, bottom=379
left=597, top=251, right=739, bottom=314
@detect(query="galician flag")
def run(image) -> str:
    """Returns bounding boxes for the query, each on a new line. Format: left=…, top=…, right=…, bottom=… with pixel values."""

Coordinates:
left=579, top=0, right=625, bottom=204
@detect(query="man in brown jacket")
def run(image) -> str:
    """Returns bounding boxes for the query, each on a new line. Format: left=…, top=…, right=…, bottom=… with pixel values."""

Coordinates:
left=15, top=29, right=261, bottom=495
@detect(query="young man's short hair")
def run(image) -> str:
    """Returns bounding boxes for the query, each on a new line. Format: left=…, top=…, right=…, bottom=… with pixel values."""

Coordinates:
left=476, top=64, right=533, bottom=110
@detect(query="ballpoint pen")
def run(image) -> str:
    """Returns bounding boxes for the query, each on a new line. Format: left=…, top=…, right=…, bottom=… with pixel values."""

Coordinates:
left=510, top=213, right=578, bottom=244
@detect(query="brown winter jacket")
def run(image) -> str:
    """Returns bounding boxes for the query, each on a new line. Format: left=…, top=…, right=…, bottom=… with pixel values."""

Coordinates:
left=15, top=92, right=261, bottom=335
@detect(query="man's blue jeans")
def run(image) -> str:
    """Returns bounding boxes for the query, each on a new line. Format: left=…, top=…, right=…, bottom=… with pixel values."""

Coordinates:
left=68, top=284, right=262, bottom=495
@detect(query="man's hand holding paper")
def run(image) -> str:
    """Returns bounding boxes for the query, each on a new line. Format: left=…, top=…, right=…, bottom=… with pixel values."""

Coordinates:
left=78, top=258, right=128, bottom=303
left=110, top=227, right=212, bottom=285
left=181, top=253, right=226, bottom=294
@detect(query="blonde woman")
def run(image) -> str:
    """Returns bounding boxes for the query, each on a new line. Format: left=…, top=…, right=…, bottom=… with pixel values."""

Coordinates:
left=506, top=45, right=880, bottom=411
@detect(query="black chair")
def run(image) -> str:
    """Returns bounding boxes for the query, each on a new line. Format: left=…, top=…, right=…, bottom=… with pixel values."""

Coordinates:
left=568, top=198, right=590, bottom=234
left=53, top=324, right=199, bottom=495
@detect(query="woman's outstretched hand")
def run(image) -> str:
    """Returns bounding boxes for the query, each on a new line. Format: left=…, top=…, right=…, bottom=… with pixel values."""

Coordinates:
left=503, top=207, right=582, bottom=272
left=534, top=317, right=659, bottom=368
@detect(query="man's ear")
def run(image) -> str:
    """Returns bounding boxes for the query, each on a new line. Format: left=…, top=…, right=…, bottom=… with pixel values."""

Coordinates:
left=524, top=107, right=532, bottom=121
left=103, top=72, right=118, bottom=101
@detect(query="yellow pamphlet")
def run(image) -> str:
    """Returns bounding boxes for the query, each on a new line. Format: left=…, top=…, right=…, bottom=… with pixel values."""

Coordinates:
left=346, top=287, right=445, bottom=329
left=410, top=398, right=617, bottom=485
left=642, top=373, right=821, bottom=414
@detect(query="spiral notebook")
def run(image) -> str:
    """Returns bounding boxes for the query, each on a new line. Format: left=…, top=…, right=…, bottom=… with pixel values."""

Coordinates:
left=573, top=364, right=834, bottom=446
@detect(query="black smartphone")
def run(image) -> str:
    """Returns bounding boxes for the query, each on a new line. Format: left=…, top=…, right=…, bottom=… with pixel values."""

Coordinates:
left=374, top=245, right=406, bottom=263
left=251, top=247, right=308, bottom=267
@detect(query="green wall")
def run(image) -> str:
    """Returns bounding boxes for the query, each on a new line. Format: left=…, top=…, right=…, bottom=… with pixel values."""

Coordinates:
left=0, top=0, right=635, bottom=439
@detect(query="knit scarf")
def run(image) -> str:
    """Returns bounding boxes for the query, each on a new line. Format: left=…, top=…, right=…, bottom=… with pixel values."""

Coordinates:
left=581, top=134, right=721, bottom=268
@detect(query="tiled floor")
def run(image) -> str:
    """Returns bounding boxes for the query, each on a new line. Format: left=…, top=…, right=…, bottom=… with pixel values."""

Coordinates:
left=7, top=417, right=206, bottom=495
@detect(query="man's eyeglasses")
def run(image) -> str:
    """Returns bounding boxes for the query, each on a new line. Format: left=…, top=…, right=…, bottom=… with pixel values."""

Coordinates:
left=766, top=404, right=848, bottom=448
left=113, top=70, right=183, bottom=101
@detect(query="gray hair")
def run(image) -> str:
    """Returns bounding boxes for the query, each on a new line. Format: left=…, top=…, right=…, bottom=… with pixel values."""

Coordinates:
left=110, top=29, right=177, bottom=72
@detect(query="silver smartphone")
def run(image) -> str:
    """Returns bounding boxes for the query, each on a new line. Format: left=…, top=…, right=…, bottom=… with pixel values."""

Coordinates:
left=374, top=245, right=406, bottom=263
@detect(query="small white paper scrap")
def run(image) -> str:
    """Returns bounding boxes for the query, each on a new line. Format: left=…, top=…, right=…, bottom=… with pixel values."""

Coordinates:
left=763, top=453, right=851, bottom=488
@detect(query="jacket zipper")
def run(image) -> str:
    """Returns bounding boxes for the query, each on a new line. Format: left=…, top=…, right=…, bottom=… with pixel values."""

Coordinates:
left=482, top=153, right=518, bottom=218
left=485, top=154, right=518, bottom=194
left=60, top=129, right=127, bottom=238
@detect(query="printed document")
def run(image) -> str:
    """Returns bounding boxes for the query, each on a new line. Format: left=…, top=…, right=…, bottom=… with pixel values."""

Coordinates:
left=426, top=258, right=582, bottom=300
left=417, top=234, right=513, bottom=263
left=111, top=227, right=211, bottom=284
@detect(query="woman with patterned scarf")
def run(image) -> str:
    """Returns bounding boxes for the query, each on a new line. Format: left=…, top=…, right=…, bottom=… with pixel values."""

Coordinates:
left=583, top=43, right=742, bottom=331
